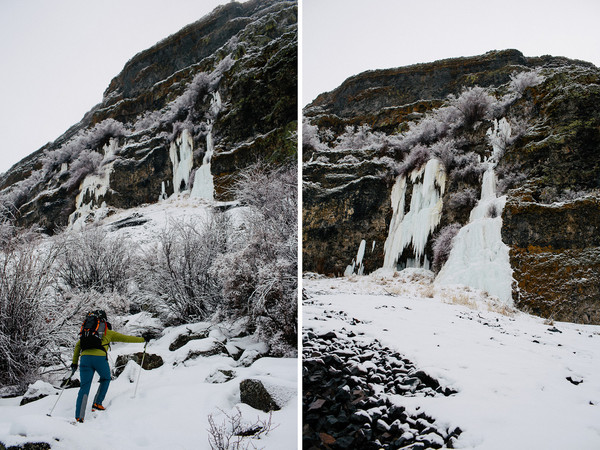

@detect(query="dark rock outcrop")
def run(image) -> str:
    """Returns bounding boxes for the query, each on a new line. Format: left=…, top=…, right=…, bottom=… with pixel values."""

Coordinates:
left=0, top=0, right=297, bottom=233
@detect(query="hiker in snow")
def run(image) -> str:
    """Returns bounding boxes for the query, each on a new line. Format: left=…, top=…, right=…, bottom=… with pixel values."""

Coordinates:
left=71, top=309, right=151, bottom=423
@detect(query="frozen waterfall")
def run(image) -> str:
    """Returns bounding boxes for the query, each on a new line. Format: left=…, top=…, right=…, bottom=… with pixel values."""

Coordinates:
left=435, top=119, right=513, bottom=304
left=167, top=90, right=222, bottom=201
left=191, top=91, right=221, bottom=201
left=383, top=158, right=446, bottom=270
left=169, top=128, right=194, bottom=195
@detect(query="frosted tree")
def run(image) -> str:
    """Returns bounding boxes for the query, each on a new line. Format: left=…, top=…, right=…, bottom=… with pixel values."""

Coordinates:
left=55, top=226, right=135, bottom=294
left=0, top=228, right=59, bottom=387
left=212, top=162, right=297, bottom=355
left=139, top=213, right=229, bottom=323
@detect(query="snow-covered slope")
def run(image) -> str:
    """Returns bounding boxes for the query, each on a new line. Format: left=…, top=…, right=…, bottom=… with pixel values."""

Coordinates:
left=303, top=270, right=600, bottom=449
left=0, top=329, right=296, bottom=449
left=0, top=197, right=297, bottom=449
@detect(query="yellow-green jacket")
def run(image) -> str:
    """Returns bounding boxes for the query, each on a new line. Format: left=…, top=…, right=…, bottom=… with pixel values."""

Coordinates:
left=72, top=329, right=144, bottom=364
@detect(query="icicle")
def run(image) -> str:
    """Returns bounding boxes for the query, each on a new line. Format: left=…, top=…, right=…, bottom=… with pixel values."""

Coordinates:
left=345, top=239, right=367, bottom=276
left=356, top=239, right=366, bottom=275
left=159, top=181, right=167, bottom=201
left=383, top=158, right=446, bottom=270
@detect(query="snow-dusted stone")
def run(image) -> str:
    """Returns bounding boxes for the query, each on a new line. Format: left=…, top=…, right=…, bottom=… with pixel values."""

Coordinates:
left=236, top=348, right=265, bottom=367
left=168, top=329, right=210, bottom=351
left=19, top=381, right=58, bottom=406
left=113, top=352, right=163, bottom=377
left=205, top=369, right=236, bottom=384
left=183, top=341, right=227, bottom=362
left=224, top=343, right=243, bottom=360
left=239, top=379, right=280, bottom=412
left=116, top=360, right=140, bottom=383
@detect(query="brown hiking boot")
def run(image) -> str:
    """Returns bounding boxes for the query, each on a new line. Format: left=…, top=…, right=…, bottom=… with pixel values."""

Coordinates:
left=92, top=403, right=106, bottom=411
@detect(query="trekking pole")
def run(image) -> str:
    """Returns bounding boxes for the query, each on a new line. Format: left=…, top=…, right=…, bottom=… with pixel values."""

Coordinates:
left=47, top=367, right=76, bottom=417
left=133, top=341, right=148, bottom=399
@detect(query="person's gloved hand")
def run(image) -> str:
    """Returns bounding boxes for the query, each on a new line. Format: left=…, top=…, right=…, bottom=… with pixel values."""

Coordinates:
left=70, top=363, right=78, bottom=372
left=142, top=331, right=152, bottom=342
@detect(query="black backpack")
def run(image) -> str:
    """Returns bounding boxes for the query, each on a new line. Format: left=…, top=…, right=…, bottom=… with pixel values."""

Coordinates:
left=79, top=310, right=109, bottom=352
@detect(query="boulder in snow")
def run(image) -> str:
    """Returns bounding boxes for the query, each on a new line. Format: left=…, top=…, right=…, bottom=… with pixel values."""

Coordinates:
left=236, top=347, right=268, bottom=367
left=20, top=381, right=58, bottom=406
left=239, top=379, right=280, bottom=412
left=168, top=328, right=210, bottom=351
left=114, top=352, right=163, bottom=377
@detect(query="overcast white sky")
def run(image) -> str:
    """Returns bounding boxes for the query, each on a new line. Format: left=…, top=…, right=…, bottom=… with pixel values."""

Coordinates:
left=0, top=0, right=244, bottom=174
left=302, top=0, right=600, bottom=106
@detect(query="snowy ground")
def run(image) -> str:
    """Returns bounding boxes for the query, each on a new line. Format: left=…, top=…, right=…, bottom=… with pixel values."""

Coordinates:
left=303, top=269, right=600, bottom=450
left=0, top=316, right=297, bottom=449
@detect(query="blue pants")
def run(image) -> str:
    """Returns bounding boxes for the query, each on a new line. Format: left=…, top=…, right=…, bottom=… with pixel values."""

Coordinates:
left=75, top=355, right=111, bottom=420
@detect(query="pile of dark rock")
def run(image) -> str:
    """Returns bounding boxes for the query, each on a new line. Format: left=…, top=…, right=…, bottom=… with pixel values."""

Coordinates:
left=303, top=328, right=462, bottom=449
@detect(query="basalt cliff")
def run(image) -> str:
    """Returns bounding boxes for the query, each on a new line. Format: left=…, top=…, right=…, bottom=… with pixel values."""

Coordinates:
left=0, top=0, right=297, bottom=232
left=303, top=49, right=600, bottom=324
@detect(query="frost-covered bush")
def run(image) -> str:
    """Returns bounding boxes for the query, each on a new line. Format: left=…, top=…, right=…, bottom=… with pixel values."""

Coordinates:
left=135, top=58, right=231, bottom=138
left=449, top=151, right=485, bottom=182
left=302, top=119, right=325, bottom=154
left=140, top=213, right=229, bottom=324
left=397, top=144, right=431, bottom=176
left=431, top=139, right=460, bottom=171
left=55, top=226, right=135, bottom=294
left=538, top=187, right=588, bottom=204
left=447, top=188, right=479, bottom=210
left=169, top=72, right=211, bottom=123
left=335, top=124, right=388, bottom=151
left=0, top=169, right=45, bottom=214
left=0, top=230, right=59, bottom=387
left=90, top=118, right=126, bottom=146
left=450, top=86, right=495, bottom=127
left=432, top=223, right=461, bottom=273
left=64, top=150, right=104, bottom=190
left=213, top=162, right=297, bottom=355
left=496, top=164, right=528, bottom=195
left=398, top=115, right=451, bottom=152
left=42, top=119, right=126, bottom=174
left=509, top=69, right=544, bottom=95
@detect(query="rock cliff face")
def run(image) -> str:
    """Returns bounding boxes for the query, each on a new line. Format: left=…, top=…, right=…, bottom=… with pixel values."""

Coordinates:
left=303, top=49, right=600, bottom=324
left=0, top=0, right=297, bottom=233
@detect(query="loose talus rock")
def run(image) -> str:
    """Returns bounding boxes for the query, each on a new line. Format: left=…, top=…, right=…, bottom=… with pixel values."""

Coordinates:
left=303, top=327, right=462, bottom=449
